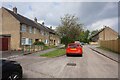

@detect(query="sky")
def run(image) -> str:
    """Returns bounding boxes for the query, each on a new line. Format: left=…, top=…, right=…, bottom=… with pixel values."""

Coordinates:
left=1, top=2, right=119, bottom=32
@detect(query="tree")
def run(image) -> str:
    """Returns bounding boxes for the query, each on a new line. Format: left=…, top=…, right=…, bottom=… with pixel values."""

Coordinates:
left=79, top=30, right=90, bottom=43
left=91, top=30, right=99, bottom=36
left=56, top=14, right=83, bottom=47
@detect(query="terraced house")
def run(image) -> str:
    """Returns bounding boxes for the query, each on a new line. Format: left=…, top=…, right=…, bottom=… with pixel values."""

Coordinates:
left=0, top=7, right=60, bottom=51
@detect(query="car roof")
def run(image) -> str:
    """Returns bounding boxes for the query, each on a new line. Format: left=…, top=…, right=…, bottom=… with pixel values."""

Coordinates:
left=0, top=59, right=17, bottom=66
left=68, top=43, right=80, bottom=45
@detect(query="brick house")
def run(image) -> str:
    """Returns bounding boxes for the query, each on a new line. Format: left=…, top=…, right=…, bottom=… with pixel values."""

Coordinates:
left=90, top=26, right=118, bottom=43
left=0, top=7, right=60, bottom=51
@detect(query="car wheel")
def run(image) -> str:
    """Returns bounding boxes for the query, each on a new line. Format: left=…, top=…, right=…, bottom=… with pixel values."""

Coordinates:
left=80, top=54, right=83, bottom=57
left=8, top=72, right=22, bottom=80
left=66, top=54, right=69, bottom=57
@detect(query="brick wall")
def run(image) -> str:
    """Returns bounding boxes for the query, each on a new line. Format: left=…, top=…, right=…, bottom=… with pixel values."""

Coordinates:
left=1, top=8, right=20, bottom=50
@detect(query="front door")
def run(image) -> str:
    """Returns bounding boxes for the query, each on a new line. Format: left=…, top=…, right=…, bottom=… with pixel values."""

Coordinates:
left=2, top=38, right=9, bottom=51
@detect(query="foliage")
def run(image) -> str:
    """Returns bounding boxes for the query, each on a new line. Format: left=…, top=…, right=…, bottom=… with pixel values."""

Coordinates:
left=33, top=41, right=45, bottom=46
left=56, top=14, right=83, bottom=46
left=79, top=30, right=90, bottom=43
left=43, top=45, right=56, bottom=50
left=90, top=30, right=99, bottom=36
left=61, top=36, right=74, bottom=47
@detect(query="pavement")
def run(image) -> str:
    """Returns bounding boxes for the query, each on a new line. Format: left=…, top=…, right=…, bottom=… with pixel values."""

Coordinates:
left=1, top=44, right=65, bottom=59
left=88, top=44, right=119, bottom=62
left=7, top=45, right=118, bottom=78
left=1, top=51, right=23, bottom=59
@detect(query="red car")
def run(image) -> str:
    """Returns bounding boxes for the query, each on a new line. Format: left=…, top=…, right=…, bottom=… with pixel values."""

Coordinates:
left=66, top=43, right=83, bottom=56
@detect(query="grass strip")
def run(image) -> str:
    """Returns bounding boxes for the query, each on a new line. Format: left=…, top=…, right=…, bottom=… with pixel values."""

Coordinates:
left=40, top=49, right=66, bottom=58
left=96, top=47, right=118, bottom=54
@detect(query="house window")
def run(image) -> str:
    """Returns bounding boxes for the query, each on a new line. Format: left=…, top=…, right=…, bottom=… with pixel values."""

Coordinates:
left=21, top=38, right=32, bottom=45
left=29, top=39, right=32, bottom=45
left=41, top=30, right=44, bottom=35
left=47, top=33, right=49, bottom=35
left=29, top=26, right=32, bottom=33
left=44, top=32, right=48, bottom=36
left=45, top=39, right=48, bottom=44
left=34, top=28, right=36, bottom=34
left=21, top=24, right=26, bottom=32
left=44, top=32, right=46, bottom=35
left=21, top=38, right=26, bottom=45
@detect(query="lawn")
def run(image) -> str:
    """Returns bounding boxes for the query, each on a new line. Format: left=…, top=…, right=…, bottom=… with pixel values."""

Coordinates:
left=40, top=49, right=66, bottom=58
left=43, top=45, right=56, bottom=50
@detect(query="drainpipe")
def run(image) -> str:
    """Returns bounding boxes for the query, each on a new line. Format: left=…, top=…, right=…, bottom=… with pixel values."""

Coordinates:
left=20, top=24, right=22, bottom=51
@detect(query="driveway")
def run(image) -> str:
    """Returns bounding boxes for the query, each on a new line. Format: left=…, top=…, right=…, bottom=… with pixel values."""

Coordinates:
left=9, top=45, right=118, bottom=78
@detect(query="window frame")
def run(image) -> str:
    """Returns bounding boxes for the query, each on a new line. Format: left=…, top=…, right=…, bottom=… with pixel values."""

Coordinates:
left=29, top=39, right=32, bottom=45
left=34, top=28, right=36, bottom=34
left=21, top=37, right=26, bottom=45
left=29, top=26, right=33, bottom=33
left=21, top=24, right=26, bottom=32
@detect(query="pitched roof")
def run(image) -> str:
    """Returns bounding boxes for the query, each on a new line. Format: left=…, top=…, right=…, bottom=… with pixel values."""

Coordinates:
left=2, top=7, right=55, bottom=33
left=90, top=27, right=118, bottom=38
left=46, top=27, right=56, bottom=34
left=90, top=28, right=105, bottom=38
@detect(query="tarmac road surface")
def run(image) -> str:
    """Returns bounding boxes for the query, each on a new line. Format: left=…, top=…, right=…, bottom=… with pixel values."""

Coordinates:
left=10, top=45, right=118, bottom=78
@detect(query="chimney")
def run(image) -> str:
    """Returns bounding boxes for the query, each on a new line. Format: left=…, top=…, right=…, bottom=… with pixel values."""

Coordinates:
left=13, top=7, right=17, bottom=14
left=42, top=22, right=44, bottom=25
left=50, top=26, right=52, bottom=29
left=34, top=17, right=37, bottom=22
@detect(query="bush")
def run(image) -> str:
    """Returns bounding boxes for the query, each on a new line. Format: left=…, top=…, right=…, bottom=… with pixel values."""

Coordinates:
left=33, top=41, right=45, bottom=46
left=61, top=36, right=74, bottom=47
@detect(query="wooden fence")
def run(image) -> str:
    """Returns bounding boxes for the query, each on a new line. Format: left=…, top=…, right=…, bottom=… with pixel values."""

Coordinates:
left=99, top=39, right=120, bottom=53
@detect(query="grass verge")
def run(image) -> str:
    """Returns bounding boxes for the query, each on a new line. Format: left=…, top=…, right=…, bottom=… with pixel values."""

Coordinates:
left=40, top=49, right=66, bottom=58
left=43, top=45, right=56, bottom=50
left=96, top=47, right=118, bottom=54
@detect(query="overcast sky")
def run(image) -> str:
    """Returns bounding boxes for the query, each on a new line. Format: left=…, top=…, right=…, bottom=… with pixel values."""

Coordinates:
left=2, top=2, right=118, bottom=32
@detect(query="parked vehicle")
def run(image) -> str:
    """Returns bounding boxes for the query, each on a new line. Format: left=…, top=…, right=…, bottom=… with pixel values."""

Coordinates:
left=66, top=43, right=83, bottom=56
left=0, top=59, right=23, bottom=80
left=80, top=42, right=85, bottom=45
left=74, top=41, right=85, bottom=47
left=74, top=41, right=80, bottom=44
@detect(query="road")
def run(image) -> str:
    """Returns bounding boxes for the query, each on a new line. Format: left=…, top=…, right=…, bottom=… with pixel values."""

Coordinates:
left=9, top=45, right=118, bottom=78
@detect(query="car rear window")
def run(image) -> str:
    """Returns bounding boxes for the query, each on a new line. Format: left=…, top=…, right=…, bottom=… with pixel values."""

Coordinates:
left=68, top=44, right=79, bottom=48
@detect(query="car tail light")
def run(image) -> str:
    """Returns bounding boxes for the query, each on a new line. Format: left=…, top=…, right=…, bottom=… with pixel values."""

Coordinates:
left=70, top=48, right=77, bottom=50
left=66, top=48, right=70, bottom=51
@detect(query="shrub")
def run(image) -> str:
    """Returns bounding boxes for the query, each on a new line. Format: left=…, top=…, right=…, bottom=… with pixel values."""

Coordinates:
left=33, top=41, right=45, bottom=46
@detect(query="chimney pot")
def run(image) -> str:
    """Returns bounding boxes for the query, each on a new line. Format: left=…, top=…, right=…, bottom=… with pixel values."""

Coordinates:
left=13, top=7, right=17, bottom=14
left=50, top=26, right=52, bottom=29
left=34, top=17, right=37, bottom=22
left=42, top=22, right=44, bottom=25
